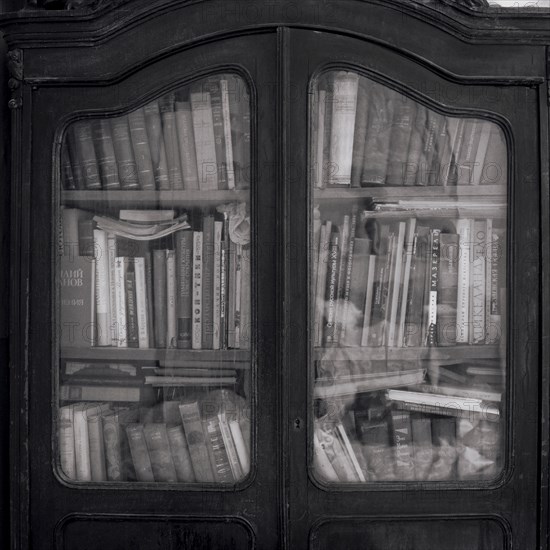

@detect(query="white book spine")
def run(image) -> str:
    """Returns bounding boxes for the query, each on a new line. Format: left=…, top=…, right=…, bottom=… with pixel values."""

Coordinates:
left=388, top=221, right=407, bottom=347
left=228, top=418, right=250, bottom=476
left=315, top=90, right=327, bottom=189
left=360, top=254, right=377, bottom=347
left=192, top=232, right=203, bottom=349
left=166, top=250, right=177, bottom=348
left=90, top=258, right=96, bottom=347
left=73, top=405, right=92, bottom=481
left=456, top=219, right=471, bottom=343
left=190, top=91, right=218, bottom=190
left=114, top=257, right=128, bottom=347
left=220, top=79, right=235, bottom=190
left=106, top=233, right=118, bottom=345
left=397, top=219, right=417, bottom=347
left=213, top=222, right=223, bottom=350
left=58, top=405, right=76, bottom=480
left=328, top=73, right=359, bottom=186
left=93, top=229, right=111, bottom=346
left=218, top=413, right=243, bottom=481
left=471, top=220, right=486, bottom=344
left=134, top=257, right=149, bottom=348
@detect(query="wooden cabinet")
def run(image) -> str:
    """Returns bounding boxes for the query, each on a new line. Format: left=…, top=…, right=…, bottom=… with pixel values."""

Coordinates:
left=2, top=1, right=549, bottom=548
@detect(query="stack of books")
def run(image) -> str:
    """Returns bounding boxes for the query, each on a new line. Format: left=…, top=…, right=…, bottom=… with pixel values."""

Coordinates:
left=60, top=207, right=250, bottom=350
left=58, top=388, right=250, bottom=483
left=313, top=202, right=505, bottom=348
left=62, top=74, right=250, bottom=191
left=312, top=71, right=507, bottom=188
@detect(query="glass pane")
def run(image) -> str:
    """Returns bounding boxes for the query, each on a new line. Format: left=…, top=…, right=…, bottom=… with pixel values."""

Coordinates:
left=310, top=70, right=507, bottom=484
left=56, top=73, right=252, bottom=485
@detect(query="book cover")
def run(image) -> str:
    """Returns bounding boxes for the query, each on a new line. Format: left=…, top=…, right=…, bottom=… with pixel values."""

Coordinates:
left=176, top=230, right=193, bottom=349
left=179, top=401, right=215, bottom=482
left=92, top=119, right=120, bottom=189
left=174, top=100, right=200, bottom=190
left=143, top=100, right=170, bottom=189
left=128, top=107, right=156, bottom=190
left=159, top=93, right=184, bottom=190
left=110, top=116, right=139, bottom=189
left=126, top=423, right=155, bottom=482
left=192, top=231, right=203, bottom=350
left=166, top=250, right=177, bottom=348
left=143, top=423, right=178, bottom=482
left=153, top=250, right=167, bottom=348
left=166, top=424, right=196, bottom=482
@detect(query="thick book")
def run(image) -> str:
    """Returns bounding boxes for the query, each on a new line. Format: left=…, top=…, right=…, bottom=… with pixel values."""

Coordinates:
left=205, top=78, right=228, bottom=189
left=70, top=120, right=101, bottom=190
left=60, top=256, right=95, bottom=348
left=176, top=230, right=193, bottom=349
left=166, top=250, right=177, bottom=348
left=192, top=232, right=203, bottom=350
left=390, top=410, right=415, bottom=480
left=153, top=250, right=168, bottom=348
left=110, top=116, right=139, bottom=189
left=437, top=232, right=459, bottom=346
left=190, top=89, right=218, bottom=190
left=114, top=256, right=128, bottom=348
left=322, top=229, right=341, bottom=345
left=143, top=423, right=178, bottom=482
left=203, top=415, right=234, bottom=483
left=410, top=413, right=433, bottom=481
left=126, top=423, right=155, bottom=482
left=143, top=100, right=170, bottom=189
left=124, top=259, right=139, bottom=348
left=73, top=403, right=92, bottom=481
left=328, top=72, right=359, bottom=187
left=87, top=403, right=111, bottom=482
left=58, top=404, right=76, bottom=480
left=470, top=220, right=486, bottom=344
left=174, top=100, right=200, bottom=190
left=102, top=407, right=139, bottom=481
left=179, top=401, right=215, bottom=482
left=202, top=216, right=215, bottom=349
left=159, top=93, right=184, bottom=190
left=350, top=78, right=370, bottom=187
left=92, top=119, right=120, bottom=189
left=128, top=107, right=156, bottom=190
left=93, top=229, right=112, bottom=347
left=166, top=424, right=196, bottom=482
left=385, top=96, right=415, bottom=186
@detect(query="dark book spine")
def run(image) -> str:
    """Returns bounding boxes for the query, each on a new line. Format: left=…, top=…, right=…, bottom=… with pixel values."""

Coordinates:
left=338, top=209, right=358, bottom=345
left=427, top=114, right=448, bottom=186
left=61, top=141, right=77, bottom=190
left=159, top=94, right=184, bottom=190
left=175, top=100, right=200, bottom=190
left=110, top=116, right=139, bottom=189
left=322, top=230, right=340, bottom=346
left=128, top=107, right=156, bottom=190
left=201, top=215, right=215, bottom=349
left=64, top=135, right=85, bottom=190
left=390, top=410, right=415, bottom=480
left=144, top=252, right=155, bottom=349
left=125, top=259, right=139, bottom=348
left=125, top=423, right=155, bottom=482
left=403, top=105, right=427, bottom=186
left=143, top=100, right=170, bottom=190
left=385, top=98, right=415, bottom=186
left=205, top=78, right=228, bottom=189
left=70, top=120, right=101, bottom=190
left=220, top=213, right=230, bottom=349
left=143, top=423, right=178, bottom=482
left=426, top=229, right=441, bottom=347
left=153, top=250, right=167, bottom=348
left=438, top=233, right=459, bottom=346
left=176, top=230, right=193, bottom=349
left=92, top=119, right=121, bottom=189
left=204, top=416, right=234, bottom=483
left=429, top=416, right=457, bottom=480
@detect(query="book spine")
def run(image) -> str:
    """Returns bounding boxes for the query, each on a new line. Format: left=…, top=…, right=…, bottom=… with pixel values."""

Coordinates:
left=70, top=120, right=101, bottom=190
left=92, top=119, right=121, bottom=189
left=360, top=254, right=377, bottom=346
left=426, top=229, right=441, bottom=346
left=456, top=219, right=471, bottom=343
left=226, top=74, right=247, bottom=189
left=410, top=414, right=433, bottom=481
left=489, top=230, right=502, bottom=344
left=387, top=222, right=407, bottom=346
left=110, top=116, right=139, bottom=189
left=213, top=221, right=223, bottom=350
left=190, top=90, right=218, bottom=190
left=192, top=232, right=203, bottom=350
left=350, top=80, right=369, bottom=187
left=315, top=221, right=332, bottom=346
left=202, top=216, right=215, bottom=349
left=336, top=424, right=366, bottom=481
left=456, top=120, right=481, bottom=185
left=166, top=424, right=196, bottom=482
left=125, top=258, right=139, bottom=348
left=60, top=384, right=142, bottom=402
left=218, top=413, right=243, bottom=481
left=133, top=257, right=149, bottom=348
left=228, top=240, right=237, bottom=349
left=228, top=418, right=250, bottom=476
left=73, top=405, right=92, bottom=481
left=240, top=84, right=251, bottom=189
left=220, top=214, right=229, bottom=348
left=179, top=401, right=215, bottom=482
left=333, top=215, right=350, bottom=345
left=403, top=105, right=427, bottom=186
left=471, top=220, right=486, bottom=344
left=321, top=86, right=333, bottom=188
left=207, top=78, right=228, bottom=189
left=339, top=210, right=358, bottom=344
left=240, top=245, right=251, bottom=350
left=126, top=424, right=155, bottom=482
left=328, top=72, right=358, bottom=186
left=102, top=415, right=123, bottom=481
left=386, top=98, right=415, bottom=185
left=143, top=100, right=170, bottom=190
left=106, top=234, right=118, bottom=345
left=485, top=218, right=493, bottom=345
left=176, top=231, right=193, bottom=349
left=153, top=250, right=167, bottom=348
left=114, top=256, right=128, bottom=347
left=220, top=79, right=236, bottom=190
left=397, top=219, right=417, bottom=346
left=438, top=233, right=459, bottom=346
left=313, top=432, right=339, bottom=482
left=204, top=416, right=234, bottom=482
left=144, top=252, right=155, bottom=348
left=234, top=244, right=243, bottom=349
left=93, top=229, right=112, bottom=347
left=62, top=140, right=78, bottom=190
left=174, top=101, right=200, bottom=190
left=390, top=410, right=415, bottom=480
left=58, top=405, right=76, bottom=480
left=87, top=408, right=108, bottom=482
left=314, top=90, right=326, bottom=189
left=160, top=94, right=184, bottom=190
left=128, top=107, right=156, bottom=190
left=143, top=423, right=178, bottom=482
left=166, top=250, right=177, bottom=348
left=424, top=113, right=447, bottom=186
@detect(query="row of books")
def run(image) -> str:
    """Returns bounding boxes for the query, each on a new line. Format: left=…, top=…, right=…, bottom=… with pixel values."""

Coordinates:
left=313, top=203, right=504, bottom=348
left=312, top=71, right=507, bottom=188
left=62, top=74, right=250, bottom=191
left=58, top=390, right=251, bottom=483
left=60, top=207, right=250, bottom=350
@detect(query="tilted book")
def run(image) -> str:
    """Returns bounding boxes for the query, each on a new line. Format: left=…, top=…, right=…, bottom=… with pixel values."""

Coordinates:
left=69, top=120, right=101, bottom=190
left=92, top=119, right=120, bottom=189
left=143, top=423, right=178, bottom=482
left=58, top=404, right=76, bottom=480
left=110, top=116, right=139, bottom=189
left=126, top=423, right=155, bottom=482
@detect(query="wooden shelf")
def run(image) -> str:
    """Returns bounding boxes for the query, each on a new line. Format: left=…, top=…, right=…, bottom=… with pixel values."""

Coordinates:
left=314, top=185, right=506, bottom=200
left=60, top=347, right=250, bottom=364
left=314, top=345, right=503, bottom=362
left=61, top=190, right=249, bottom=207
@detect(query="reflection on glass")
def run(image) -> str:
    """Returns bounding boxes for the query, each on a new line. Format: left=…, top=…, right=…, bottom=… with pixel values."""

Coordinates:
left=311, top=70, right=506, bottom=483
left=57, top=74, right=252, bottom=484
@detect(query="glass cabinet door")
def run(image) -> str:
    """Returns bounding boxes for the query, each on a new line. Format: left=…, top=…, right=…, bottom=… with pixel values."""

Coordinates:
left=57, top=73, right=252, bottom=485
left=310, top=69, right=507, bottom=484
